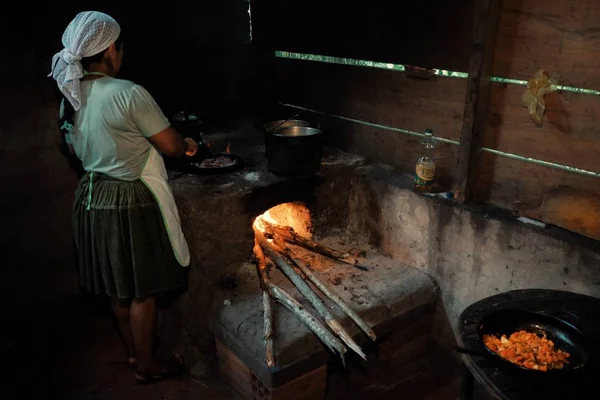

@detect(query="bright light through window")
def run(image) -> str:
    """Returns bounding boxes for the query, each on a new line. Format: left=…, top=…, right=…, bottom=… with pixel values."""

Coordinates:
left=247, top=0, right=253, bottom=43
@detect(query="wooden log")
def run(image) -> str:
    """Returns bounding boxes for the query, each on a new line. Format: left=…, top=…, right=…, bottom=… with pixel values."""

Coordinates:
left=275, top=239, right=377, bottom=342
left=259, top=219, right=369, bottom=271
left=263, top=221, right=350, bottom=259
left=256, top=231, right=366, bottom=360
left=254, top=239, right=347, bottom=363
left=268, top=282, right=347, bottom=363
left=253, top=240, right=276, bottom=368
left=262, top=291, right=275, bottom=368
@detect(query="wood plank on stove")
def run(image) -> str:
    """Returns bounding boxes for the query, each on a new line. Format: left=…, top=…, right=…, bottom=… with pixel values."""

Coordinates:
left=493, top=0, right=600, bottom=89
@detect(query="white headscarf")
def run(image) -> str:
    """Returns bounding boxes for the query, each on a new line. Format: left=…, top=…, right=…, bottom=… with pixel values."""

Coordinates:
left=49, top=11, right=121, bottom=111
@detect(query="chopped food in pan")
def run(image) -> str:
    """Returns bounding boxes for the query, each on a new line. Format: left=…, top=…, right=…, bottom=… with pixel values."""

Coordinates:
left=192, top=156, right=237, bottom=169
left=483, top=330, right=570, bottom=371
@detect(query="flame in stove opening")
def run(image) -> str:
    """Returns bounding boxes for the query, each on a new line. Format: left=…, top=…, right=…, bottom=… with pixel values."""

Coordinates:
left=262, top=210, right=279, bottom=226
left=252, top=210, right=277, bottom=233
left=226, top=142, right=231, bottom=153
left=252, top=202, right=313, bottom=238
left=253, top=215, right=266, bottom=233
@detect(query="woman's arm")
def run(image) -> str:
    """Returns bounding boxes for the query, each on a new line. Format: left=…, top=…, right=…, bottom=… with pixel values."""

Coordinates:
left=148, top=127, right=197, bottom=157
left=128, top=85, right=197, bottom=157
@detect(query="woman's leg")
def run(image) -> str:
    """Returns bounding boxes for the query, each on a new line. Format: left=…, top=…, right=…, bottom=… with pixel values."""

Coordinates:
left=130, top=296, right=157, bottom=373
left=110, top=297, right=136, bottom=365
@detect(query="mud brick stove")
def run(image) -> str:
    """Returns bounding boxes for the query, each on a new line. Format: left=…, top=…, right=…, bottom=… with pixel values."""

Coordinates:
left=165, top=123, right=600, bottom=400
left=166, top=127, right=443, bottom=399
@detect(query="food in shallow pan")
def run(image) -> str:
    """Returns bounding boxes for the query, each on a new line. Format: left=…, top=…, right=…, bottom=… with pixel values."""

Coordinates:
left=483, top=330, right=570, bottom=371
left=192, top=155, right=237, bottom=169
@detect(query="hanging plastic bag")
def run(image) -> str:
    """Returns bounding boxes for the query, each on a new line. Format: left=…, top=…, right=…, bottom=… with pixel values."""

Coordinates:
left=522, top=69, right=559, bottom=125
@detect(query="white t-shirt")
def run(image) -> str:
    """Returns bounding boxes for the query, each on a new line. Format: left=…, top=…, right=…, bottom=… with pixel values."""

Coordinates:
left=62, top=77, right=170, bottom=181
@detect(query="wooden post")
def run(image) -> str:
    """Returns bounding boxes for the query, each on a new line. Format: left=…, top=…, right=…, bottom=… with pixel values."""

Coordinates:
left=453, top=0, right=502, bottom=203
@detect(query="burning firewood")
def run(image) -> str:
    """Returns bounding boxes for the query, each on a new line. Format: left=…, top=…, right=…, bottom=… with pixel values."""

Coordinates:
left=253, top=240, right=275, bottom=368
left=261, top=220, right=349, bottom=259
left=257, top=219, right=368, bottom=271
left=253, top=240, right=347, bottom=364
left=256, top=231, right=366, bottom=361
left=272, top=238, right=377, bottom=342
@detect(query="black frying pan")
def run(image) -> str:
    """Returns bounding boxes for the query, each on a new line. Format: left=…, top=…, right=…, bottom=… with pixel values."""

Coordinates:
left=179, top=152, right=244, bottom=175
left=455, top=309, right=591, bottom=376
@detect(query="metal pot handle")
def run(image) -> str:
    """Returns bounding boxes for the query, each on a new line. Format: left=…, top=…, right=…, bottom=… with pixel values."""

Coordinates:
left=267, top=112, right=303, bottom=133
left=452, top=346, right=492, bottom=359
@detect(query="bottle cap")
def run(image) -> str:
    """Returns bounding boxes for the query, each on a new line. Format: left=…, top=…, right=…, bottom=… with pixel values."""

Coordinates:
left=424, top=129, right=434, bottom=136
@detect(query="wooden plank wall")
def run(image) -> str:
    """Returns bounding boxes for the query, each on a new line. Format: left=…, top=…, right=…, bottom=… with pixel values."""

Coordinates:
left=479, top=0, right=600, bottom=209
left=262, top=1, right=476, bottom=190
left=275, top=59, right=466, bottom=187
left=268, top=0, right=600, bottom=217
left=493, top=0, right=600, bottom=88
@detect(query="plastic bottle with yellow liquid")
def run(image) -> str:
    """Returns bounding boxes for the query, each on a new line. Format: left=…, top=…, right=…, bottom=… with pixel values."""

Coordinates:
left=415, top=129, right=436, bottom=192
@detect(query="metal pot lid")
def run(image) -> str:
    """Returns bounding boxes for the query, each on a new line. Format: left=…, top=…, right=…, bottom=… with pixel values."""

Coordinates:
left=263, top=120, right=310, bottom=131
left=274, top=126, right=323, bottom=137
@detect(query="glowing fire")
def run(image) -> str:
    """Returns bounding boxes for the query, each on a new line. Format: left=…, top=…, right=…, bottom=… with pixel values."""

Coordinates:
left=253, top=203, right=313, bottom=238
left=253, top=215, right=267, bottom=233
left=253, top=209, right=283, bottom=234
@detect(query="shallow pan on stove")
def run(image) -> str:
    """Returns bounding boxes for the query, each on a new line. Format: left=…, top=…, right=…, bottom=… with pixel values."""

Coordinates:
left=456, top=309, right=591, bottom=377
left=179, top=153, right=244, bottom=175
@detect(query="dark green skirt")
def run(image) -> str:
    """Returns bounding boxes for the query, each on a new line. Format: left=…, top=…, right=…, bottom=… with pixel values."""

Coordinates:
left=73, top=172, right=188, bottom=299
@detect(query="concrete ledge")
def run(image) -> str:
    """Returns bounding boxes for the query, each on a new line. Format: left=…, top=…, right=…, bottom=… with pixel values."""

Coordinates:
left=348, top=164, right=600, bottom=336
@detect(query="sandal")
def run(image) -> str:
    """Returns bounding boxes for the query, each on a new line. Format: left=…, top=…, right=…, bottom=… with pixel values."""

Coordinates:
left=127, top=354, right=137, bottom=368
left=108, top=354, right=137, bottom=368
left=135, top=354, right=184, bottom=385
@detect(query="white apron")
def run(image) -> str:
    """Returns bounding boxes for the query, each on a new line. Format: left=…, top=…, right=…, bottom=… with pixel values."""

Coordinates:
left=140, top=147, right=190, bottom=266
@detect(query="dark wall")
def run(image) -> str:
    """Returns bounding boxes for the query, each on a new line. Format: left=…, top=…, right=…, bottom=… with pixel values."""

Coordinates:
left=5, top=1, right=258, bottom=117
left=254, top=0, right=475, bottom=71
left=0, top=1, right=258, bottom=308
left=250, top=0, right=477, bottom=126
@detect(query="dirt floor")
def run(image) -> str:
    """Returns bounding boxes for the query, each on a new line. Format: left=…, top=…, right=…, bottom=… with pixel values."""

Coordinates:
left=3, top=294, right=240, bottom=400
left=2, top=292, right=489, bottom=400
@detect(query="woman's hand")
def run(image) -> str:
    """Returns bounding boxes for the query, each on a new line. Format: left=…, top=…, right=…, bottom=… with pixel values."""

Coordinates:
left=184, top=138, right=198, bottom=157
left=148, top=128, right=198, bottom=157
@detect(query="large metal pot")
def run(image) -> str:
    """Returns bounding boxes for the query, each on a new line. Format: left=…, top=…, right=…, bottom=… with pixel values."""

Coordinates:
left=262, top=120, right=310, bottom=133
left=264, top=126, right=324, bottom=176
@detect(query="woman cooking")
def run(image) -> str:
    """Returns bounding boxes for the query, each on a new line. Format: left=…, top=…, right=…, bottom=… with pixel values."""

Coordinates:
left=49, top=11, right=196, bottom=383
